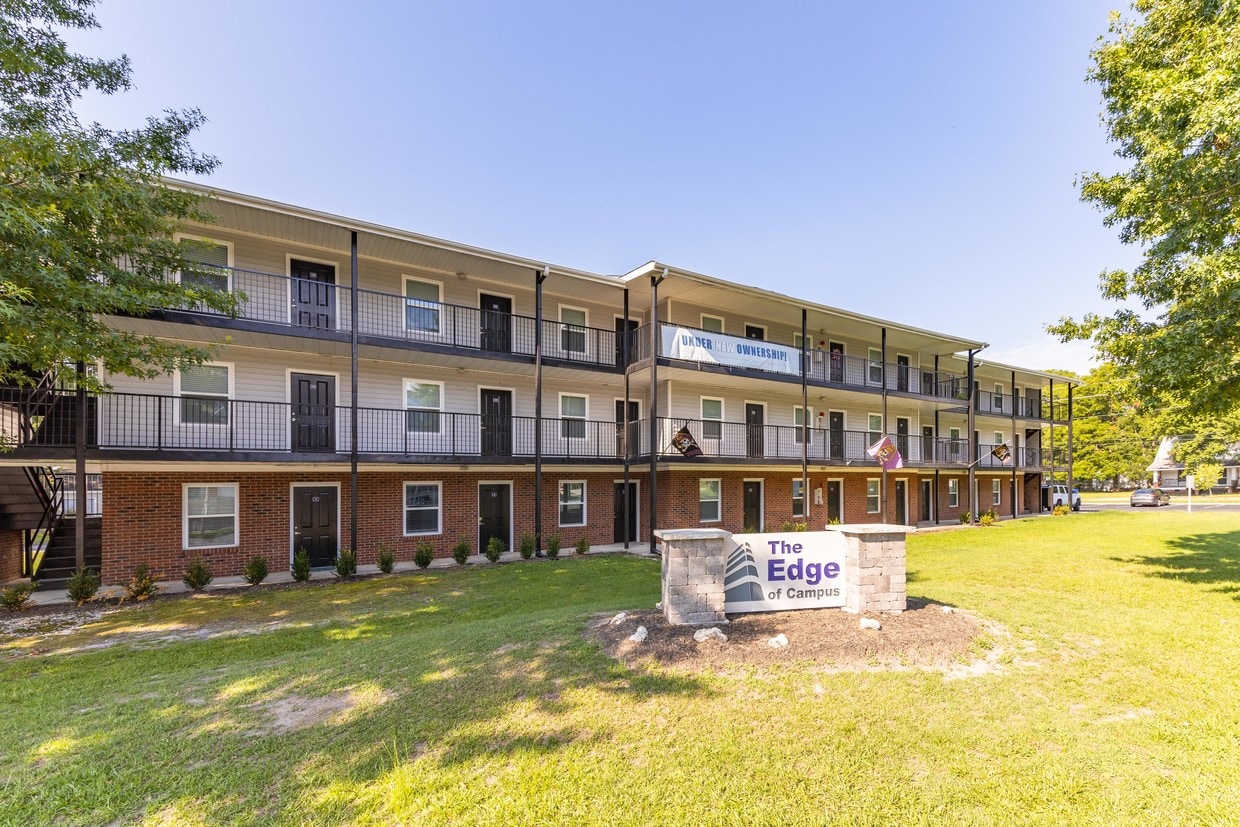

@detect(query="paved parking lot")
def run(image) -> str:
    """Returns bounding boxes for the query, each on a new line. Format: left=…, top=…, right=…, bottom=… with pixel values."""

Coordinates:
left=1086, top=501, right=1240, bottom=513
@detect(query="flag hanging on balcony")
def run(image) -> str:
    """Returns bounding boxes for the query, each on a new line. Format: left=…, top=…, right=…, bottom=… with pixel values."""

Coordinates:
left=670, top=425, right=704, bottom=458
left=991, top=443, right=1012, bottom=463
left=866, top=435, right=903, bottom=470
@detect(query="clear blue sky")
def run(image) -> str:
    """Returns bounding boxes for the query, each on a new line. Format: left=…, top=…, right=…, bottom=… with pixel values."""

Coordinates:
left=70, top=0, right=1135, bottom=374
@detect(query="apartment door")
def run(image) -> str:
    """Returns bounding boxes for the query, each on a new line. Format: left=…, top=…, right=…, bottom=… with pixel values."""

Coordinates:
left=829, top=342, right=845, bottom=383
left=615, top=318, right=639, bottom=367
left=290, top=373, right=335, bottom=452
left=895, top=479, right=908, bottom=525
left=896, top=355, right=910, bottom=392
left=921, top=479, right=933, bottom=521
left=615, top=400, right=639, bottom=458
left=829, top=412, right=844, bottom=459
left=478, top=484, right=511, bottom=552
left=479, top=294, right=512, bottom=353
left=614, top=482, right=638, bottom=543
left=826, top=480, right=842, bottom=523
left=743, top=481, right=763, bottom=532
left=290, top=259, right=336, bottom=330
left=480, top=389, right=512, bottom=457
left=922, top=426, right=935, bottom=463
left=745, top=403, right=765, bottom=458
left=896, top=417, right=910, bottom=459
left=292, top=485, right=337, bottom=568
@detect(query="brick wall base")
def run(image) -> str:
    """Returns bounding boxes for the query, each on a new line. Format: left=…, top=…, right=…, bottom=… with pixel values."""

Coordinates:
left=0, top=530, right=24, bottom=584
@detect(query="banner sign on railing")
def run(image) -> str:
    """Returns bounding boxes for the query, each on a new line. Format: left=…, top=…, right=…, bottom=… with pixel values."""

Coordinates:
left=724, top=531, right=848, bottom=612
left=661, top=325, right=800, bottom=376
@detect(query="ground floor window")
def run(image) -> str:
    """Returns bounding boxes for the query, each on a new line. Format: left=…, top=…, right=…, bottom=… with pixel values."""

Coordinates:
left=183, top=483, right=237, bottom=548
left=559, top=481, right=586, bottom=526
left=792, top=478, right=805, bottom=519
left=404, top=482, right=441, bottom=535
left=866, top=479, right=880, bottom=513
left=949, top=479, right=959, bottom=507
left=699, top=479, right=721, bottom=522
left=992, top=479, right=1001, bottom=505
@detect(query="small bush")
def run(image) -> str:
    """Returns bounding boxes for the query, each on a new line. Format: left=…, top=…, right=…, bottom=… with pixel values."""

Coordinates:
left=485, top=536, right=505, bottom=563
left=979, top=513, right=996, bottom=527
left=127, top=563, right=160, bottom=601
left=794, top=522, right=809, bottom=532
left=0, top=581, right=37, bottom=611
left=519, top=533, right=536, bottom=560
left=452, top=539, right=471, bottom=565
left=376, top=542, right=396, bottom=574
left=182, top=559, right=213, bottom=592
left=242, top=556, right=268, bottom=586
left=959, top=511, right=972, bottom=525
left=414, top=540, right=434, bottom=569
left=827, top=517, right=841, bottom=525
left=1052, top=504, right=1071, bottom=516
left=546, top=534, right=561, bottom=559
left=574, top=537, right=590, bottom=556
left=780, top=520, right=794, bottom=532
left=291, top=549, right=311, bottom=582
left=335, top=548, right=357, bottom=578
left=65, top=566, right=101, bottom=604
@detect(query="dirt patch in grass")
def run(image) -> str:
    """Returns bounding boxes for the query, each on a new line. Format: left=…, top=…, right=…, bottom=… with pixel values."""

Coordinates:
left=589, top=598, right=1007, bottom=677
left=251, top=686, right=395, bottom=735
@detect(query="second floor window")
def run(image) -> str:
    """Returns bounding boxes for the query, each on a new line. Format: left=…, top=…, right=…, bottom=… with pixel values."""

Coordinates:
left=868, top=348, right=883, bottom=385
left=561, top=307, right=587, bottom=353
left=405, top=380, right=442, bottom=433
left=179, top=238, right=231, bottom=293
left=561, top=394, right=586, bottom=439
left=795, top=407, right=812, bottom=444
left=179, top=364, right=230, bottom=425
left=701, top=398, right=723, bottom=439
left=404, top=279, right=441, bottom=334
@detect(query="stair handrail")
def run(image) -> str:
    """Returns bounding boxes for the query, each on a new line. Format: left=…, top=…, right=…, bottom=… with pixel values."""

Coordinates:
left=25, top=470, right=63, bottom=579
left=16, top=369, right=62, bottom=444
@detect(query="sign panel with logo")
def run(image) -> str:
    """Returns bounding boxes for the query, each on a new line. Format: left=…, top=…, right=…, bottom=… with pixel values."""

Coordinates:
left=724, top=531, right=848, bottom=613
left=661, top=325, right=800, bottom=376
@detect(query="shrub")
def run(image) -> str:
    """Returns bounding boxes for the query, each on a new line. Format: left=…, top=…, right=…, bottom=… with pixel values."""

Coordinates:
left=959, top=511, right=972, bottom=525
left=65, top=566, right=101, bottom=604
left=127, top=563, right=160, bottom=600
left=1052, top=504, right=1071, bottom=516
left=485, top=536, right=505, bottom=563
left=452, top=539, right=471, bottom=565
left=335, top=548, right=357, bottom=578
left=242, top=556, right=268, bottom=586
left=979, top=512, right=996, bottom=527
left=827, top=517, right=841, bottom=525
left=519, top=533, right=536, bottom=560
left=780, top=520, right=794, bottom=532
left=794, top=522, right=809, bottom=532
left=0, top=581, right=37, bottom=611
left=376, top=542, right=396, bottom=574
left=574, top=537, right=590, bottom=556
left=414, top=540, right=434, bottom=569
left=292, top=549, right=311, bottom=582
left=546, top=534, right=561, bottom=559
left=182, top=559, right=213, bottom=592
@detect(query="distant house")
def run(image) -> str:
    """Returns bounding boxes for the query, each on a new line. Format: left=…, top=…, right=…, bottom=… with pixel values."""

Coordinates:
left=1147, top=437, right=1240, bottom=491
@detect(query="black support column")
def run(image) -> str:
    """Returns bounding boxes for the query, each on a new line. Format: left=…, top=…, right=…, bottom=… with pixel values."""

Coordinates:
left=648, top=270, right=665, bottom=551
left=622, top=288, right=631, bottom=549
left=966, top=348, right=978, bottom=525
left=75, top=360, right=86, bottom=569
left=800, top=309, right=809, bottom=525
left=534, top=266, right=548, bottom=552
left=350, top=231, right=359, bottom=556
left=880, top=327, right=888, bottom=524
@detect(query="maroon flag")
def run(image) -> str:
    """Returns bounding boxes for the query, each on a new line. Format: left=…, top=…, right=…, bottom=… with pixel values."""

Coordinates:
left=670, top=426, right=704, bottom=458
left=991, top=443, right=1012, bottom=463
left=866, top=435, right=904, bottom=470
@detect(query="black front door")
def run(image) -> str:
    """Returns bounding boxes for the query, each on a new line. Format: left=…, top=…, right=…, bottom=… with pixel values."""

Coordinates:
left=829, top=342, right=845, bottom=383
left=615, top=400, right=639, bottom=458
left=292, top=486, right=337, bottom=567
left=897, top=417, right=910, bottom=458
left=614, top=482, right=638, bottom=542
left=897, top=355, right=910, bottom=392
left=829, top=411, right=844, bottom=459
left=615, top=317, right=639, bottom=367
left=479, top=483, right=510, bottom=551
left=743, top=481, right=762, bottom=532
left=826, top=480, right=842, bottom=523
left=480, top=389, right=512, bottom=456
left=895, top=479, right=908, bottom=525
left=480, top=294, right=512, bottom=353
left=290, top=259, right=336, bottom=330
left=922, top=426, right=935, bottom=463
left=745, top=403, right=765, bottom=458
left=921, top=479, right=933, bottom=521
left=291, top=373, right=334, bottom=452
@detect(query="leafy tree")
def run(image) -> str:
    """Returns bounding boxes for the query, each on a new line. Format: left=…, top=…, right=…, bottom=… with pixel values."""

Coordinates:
left=1051, top=1, right=1240, bottom=418
left=0, top=0, right=234, bottom=391
left=1190, top=461, right=1224, bottom=492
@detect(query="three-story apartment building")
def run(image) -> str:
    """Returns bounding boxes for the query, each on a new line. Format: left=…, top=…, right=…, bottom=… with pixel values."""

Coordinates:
left=0, top=183, right=1076, bottom=585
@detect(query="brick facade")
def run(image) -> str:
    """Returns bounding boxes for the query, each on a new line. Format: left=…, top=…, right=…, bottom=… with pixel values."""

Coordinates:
left=0, top=529, right=23, bottom=584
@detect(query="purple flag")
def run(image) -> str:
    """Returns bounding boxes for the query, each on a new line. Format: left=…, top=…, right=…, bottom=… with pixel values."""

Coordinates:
left=866, top=435, right=904, bottom=470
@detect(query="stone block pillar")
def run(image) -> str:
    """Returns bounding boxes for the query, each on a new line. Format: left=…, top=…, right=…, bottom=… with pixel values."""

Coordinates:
left=655, top=528, right=729, bottom=625
left=827, top=524, right=909, bottom=614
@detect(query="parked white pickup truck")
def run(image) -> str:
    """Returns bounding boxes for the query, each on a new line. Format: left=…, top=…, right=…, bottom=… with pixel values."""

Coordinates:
left=1050, top=484, right=1081, bottom=511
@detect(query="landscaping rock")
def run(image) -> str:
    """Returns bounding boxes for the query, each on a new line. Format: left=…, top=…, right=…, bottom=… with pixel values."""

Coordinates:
left=609, top=612, right=628, bottom=626
left=859, top=617, right=882, bottom=631
left=768, top=633, right=789, bottom=649
left=693, top=627, right=728, bottom=643
left=628, top=626, right=648, bottom=643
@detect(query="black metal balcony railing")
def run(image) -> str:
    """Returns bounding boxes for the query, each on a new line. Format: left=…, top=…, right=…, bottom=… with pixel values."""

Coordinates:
left=168, top=266, right=620, bottom=368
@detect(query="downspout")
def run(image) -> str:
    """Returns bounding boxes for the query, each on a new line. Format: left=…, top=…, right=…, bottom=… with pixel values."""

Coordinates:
left=350, top=231, right=359, bottom=556
left=880, top=327, right=888, bottom=524
left=801, top=308, right=809, bottom=526
left=966, top=346, right=984, bottom=524
left=649, top=269, right=666, bottom=550
left=534, top=266, right=548, bottom=553
left=1011, top=369, right=1017, bottom=518
left=75, top=360, right=86, bottom=570
left=1067, top=383, right=1075, bottom=504
left=1048, top=378, right=1055, bottom=498
left=623, top=287, right=631, bottom=549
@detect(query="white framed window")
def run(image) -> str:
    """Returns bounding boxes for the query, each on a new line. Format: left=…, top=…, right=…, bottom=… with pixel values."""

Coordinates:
left=866, top=479, right=880, bottom=514
left=949, top=426, right=962, bottom=460
left=793, top=332, right=806, bottom=349
left=792, top=478, right=805, bottom=519
left=405, top=379, right=443, bottom=434
left=175, top=234, right=233, bottom=292
left=794, top=406, right=813, bottom=444
left=700, top=314, right=724, bottom=333
left=993, top=431, right=1004, bottom=447
left=183, top=483, right=237, bottom=549
left=560, top=306, right=588, bottom=353
left=699, top=478, right=721, bottom=522
left=404, top=277, right=442, bottom=334
left=949, top=479, right=959, bottom=507
left=404, top=482, right=442, bottom=535
left=558, top=481, right=586, bottom=526
left=868, top=347, right=883, bottom=385
left=560, top=393, right=587, bottom=439
left=177, top=363, right=231, bottom=425
left=868, top=413, right=883, bottom=446
left=701, top=397, right=724, bottom=440
left=992, top=479, right=1001, bottom=505
left=994, top=383, right=1004, bottom=411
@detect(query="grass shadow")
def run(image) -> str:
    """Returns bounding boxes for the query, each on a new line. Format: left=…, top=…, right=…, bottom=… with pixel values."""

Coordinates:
left=1113, top=529, right=1240, bottom=598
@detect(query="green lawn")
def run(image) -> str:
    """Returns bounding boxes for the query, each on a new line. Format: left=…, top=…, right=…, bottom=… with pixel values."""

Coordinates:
left=3, top=512, right=1239, bottom=825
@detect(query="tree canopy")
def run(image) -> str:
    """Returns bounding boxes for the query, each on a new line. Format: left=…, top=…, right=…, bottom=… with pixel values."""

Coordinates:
left=0, top=0, right=233, bottom=391
left=1051, top=0, right=1240, bottom=420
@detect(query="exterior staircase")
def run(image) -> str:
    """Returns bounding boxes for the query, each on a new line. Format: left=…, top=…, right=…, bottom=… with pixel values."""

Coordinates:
left=35, top=517, right=103, bottom=587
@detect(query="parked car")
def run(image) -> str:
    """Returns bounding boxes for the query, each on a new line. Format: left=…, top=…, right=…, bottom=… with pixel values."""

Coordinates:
left=1050, top=484, right=1081, bottom=511
left=1130, top=488, right=1171, bottom=507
